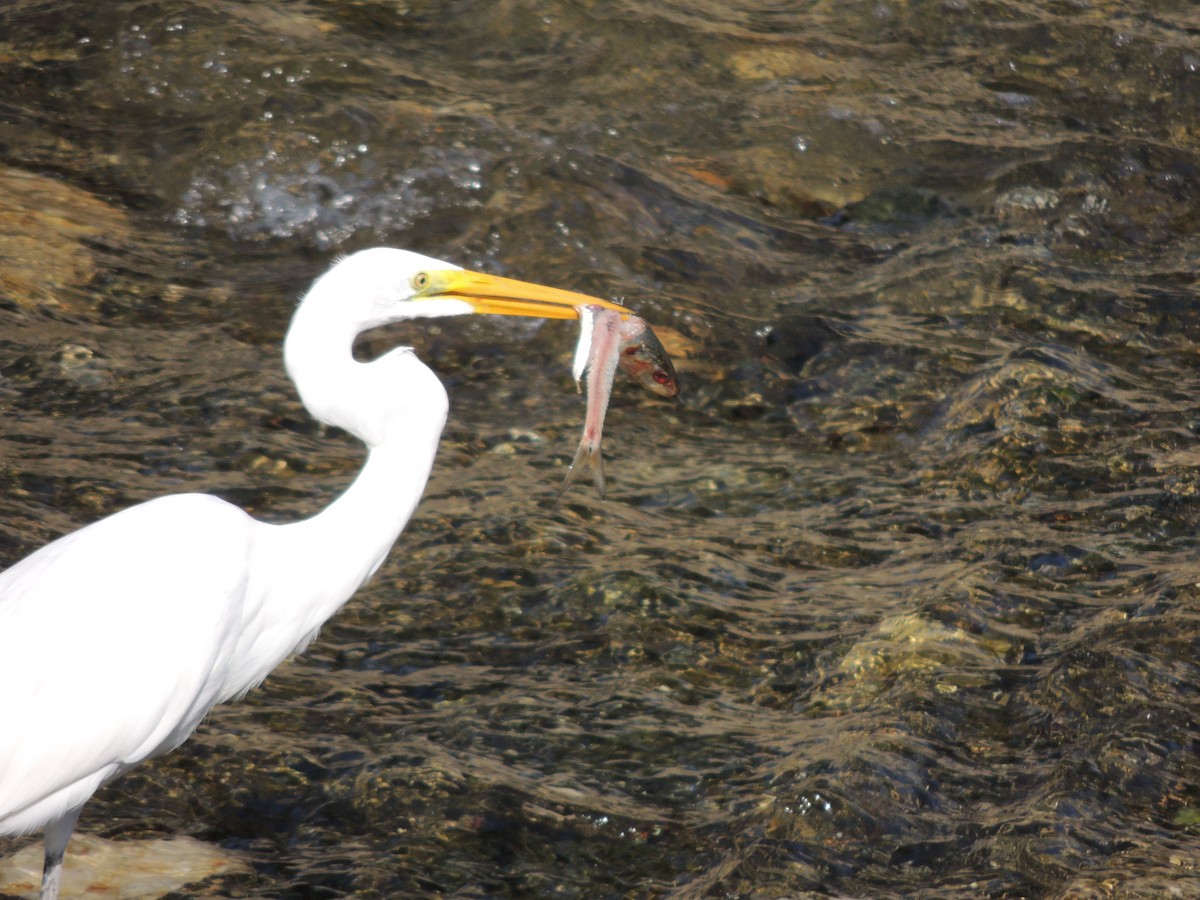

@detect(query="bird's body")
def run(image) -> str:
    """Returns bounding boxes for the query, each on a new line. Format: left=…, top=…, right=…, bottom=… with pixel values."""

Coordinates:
left=0, top=493, right=262, bottom=833
left=0, top=247, right=628, bottom=898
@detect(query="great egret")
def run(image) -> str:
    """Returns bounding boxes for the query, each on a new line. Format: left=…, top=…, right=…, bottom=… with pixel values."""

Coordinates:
left=0, top=247, right=631, bottom=899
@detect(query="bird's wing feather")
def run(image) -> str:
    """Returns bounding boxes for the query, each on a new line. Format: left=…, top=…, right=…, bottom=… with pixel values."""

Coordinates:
left=0, top=493, right=257, bottom=833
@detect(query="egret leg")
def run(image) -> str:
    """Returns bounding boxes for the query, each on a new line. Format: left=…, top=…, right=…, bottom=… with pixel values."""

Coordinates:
left=40, top=807, right=81, bottom=900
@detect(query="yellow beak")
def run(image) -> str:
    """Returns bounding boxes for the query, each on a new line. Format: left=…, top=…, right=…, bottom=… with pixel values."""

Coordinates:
left=417, top=269, right=630, bottom=320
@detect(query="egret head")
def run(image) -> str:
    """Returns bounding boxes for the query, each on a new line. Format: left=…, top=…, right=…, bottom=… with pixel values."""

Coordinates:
left=286, top=248, right=633, bottom=445
left=304, top=247, right=630, bottom=333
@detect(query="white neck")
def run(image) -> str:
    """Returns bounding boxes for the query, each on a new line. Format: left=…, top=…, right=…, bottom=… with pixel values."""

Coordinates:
left=283, top=298, right=365, bottom=440
left=222, top=301, right=450, bottom=696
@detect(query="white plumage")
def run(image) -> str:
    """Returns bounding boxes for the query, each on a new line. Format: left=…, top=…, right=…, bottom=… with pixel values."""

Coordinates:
left=0, top=247, right=627, bottom=898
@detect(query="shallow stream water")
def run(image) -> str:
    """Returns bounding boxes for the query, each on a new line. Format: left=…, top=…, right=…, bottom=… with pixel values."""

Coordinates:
left=3, top=1, right=1200, bottom=897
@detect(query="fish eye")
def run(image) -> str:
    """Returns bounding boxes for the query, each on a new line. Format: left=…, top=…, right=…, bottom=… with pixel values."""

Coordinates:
left=653, top=372, right=671, bottom=384
left=412, top=271, right=431, bottom=290
left=624, top=346, right=639, bottom=355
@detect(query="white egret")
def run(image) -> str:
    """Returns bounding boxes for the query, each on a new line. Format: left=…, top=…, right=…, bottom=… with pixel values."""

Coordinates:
left=0, top=247, right=630, bottom=899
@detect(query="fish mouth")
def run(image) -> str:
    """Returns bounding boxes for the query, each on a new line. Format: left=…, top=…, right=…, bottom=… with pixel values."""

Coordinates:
left=415, top=269, right=630, bottom=320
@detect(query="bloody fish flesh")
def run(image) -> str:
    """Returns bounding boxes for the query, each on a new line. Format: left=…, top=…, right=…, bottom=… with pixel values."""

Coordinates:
left=616, top=315, right=680, bottom=399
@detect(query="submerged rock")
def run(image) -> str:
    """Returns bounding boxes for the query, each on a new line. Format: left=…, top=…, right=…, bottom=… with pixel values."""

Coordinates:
left=0, top=834, right=249, bottom=898
left=0, top=168, right=132, bottom=308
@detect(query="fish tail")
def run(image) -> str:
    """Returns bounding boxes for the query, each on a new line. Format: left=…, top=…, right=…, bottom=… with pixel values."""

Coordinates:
left=590, top=446, right=606, bottom=501
left=560, top=441, right=592, bottom=496
left=560, top=441, right=606, bottom=500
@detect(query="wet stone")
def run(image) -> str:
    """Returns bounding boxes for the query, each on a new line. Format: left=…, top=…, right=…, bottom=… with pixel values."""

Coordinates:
left=0, top=168, right=132, bottom=308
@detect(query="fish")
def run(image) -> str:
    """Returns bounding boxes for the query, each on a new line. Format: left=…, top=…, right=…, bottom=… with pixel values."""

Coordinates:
left=561, top=305, right=679, bottom=499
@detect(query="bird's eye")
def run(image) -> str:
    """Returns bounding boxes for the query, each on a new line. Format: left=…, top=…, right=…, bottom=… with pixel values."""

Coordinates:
left=412, top=271, right=431, bottom=290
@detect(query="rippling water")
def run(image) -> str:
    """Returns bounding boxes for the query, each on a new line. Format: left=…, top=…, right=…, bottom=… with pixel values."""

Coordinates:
left=3, top=1, right=1200, bottom=896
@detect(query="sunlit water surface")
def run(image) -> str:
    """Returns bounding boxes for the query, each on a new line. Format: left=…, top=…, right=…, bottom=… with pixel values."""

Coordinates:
left=2, top=1, right=1200, bottom=896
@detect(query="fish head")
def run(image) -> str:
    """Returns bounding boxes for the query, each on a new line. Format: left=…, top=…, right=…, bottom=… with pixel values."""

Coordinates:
left=618, top=323, right=680, bottom=397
